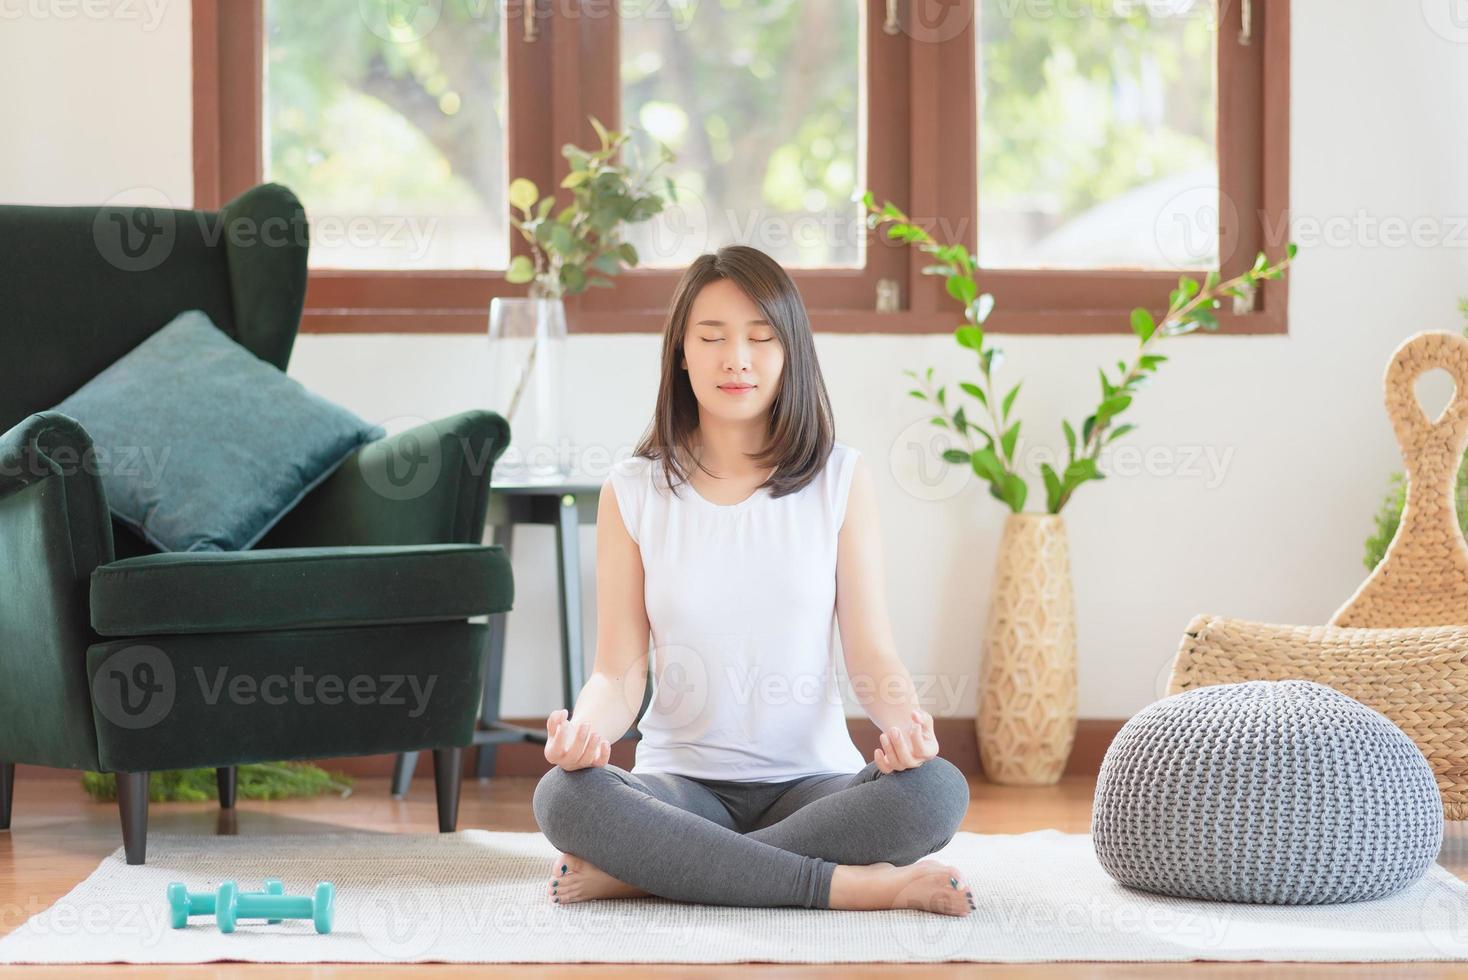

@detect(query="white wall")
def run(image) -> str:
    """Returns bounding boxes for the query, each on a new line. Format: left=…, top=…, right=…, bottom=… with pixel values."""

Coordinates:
left=7, top=1, right=1468, bottom=720
left=0, top=0, right=188, bottom=206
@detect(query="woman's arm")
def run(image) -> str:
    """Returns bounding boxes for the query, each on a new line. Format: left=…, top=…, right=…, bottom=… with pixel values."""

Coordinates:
left=544, top=479, right=653, bottom=769
left=836, top=455, right=940, bottom=770
left=580, top=479, right=654, bottom=740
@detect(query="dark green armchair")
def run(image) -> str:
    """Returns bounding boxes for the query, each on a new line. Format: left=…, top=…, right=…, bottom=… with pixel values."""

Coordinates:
left=0, top=183, right=514, bottom=863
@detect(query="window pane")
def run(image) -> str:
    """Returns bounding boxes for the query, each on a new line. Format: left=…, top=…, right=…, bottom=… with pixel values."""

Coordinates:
left=264, top=1, right=508, bottom=270
left=620, top=0, right=863, bottom=268
left=977, top=0, right=1218, bottom=269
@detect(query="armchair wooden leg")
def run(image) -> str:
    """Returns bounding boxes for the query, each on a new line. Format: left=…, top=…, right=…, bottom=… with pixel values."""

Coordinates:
left=216, top=767, right=237, bottom=809
left=1, top=763, right=14, bottom=831
left=433, top=747, right=462, bottom=833
left=116, top=771, right=150, bottom=865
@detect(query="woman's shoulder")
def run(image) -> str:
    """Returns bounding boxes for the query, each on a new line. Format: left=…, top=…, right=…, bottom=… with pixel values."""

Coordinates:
left=610, top=452, right=656, bottom=478
left=827, top=439, right=862, bottom=477
left=824, top=440, right=863, bottom=517
left=605, top=453, right=658, bottom=499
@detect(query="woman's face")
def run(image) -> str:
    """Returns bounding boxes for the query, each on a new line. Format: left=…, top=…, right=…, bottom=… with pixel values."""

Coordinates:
left=680, top=278, right=785, bottom=425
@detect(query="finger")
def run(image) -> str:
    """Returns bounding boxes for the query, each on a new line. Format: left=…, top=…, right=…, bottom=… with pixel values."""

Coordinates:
left=919, top=730, right=939, bottom=759
left=914, top=709, right=935, bottom=738
left=887, top=727, right=912, bottom=767
left=547, top=709, right=566, bottom=736
left=910, top=724, right=933, bottom=757
left=892, top=727, right=919, bottom=768
left=572, top=722, right=595, bottom=759
left=596, top=737, right=612, bottom=766
left=880, top=731, right=904, bottom=771
left=575, top=733, right=598, bottom=768
left=559, top=719, right=579, bottom=755
left=908, top=709, right=929, bottom=742
left=907, top=725, right=931, bottom=760
left=874, top=747, right=892, bottom=774
left=913, top=727, right=937, bottom=760
left=555, top=727, right=581, bottom=768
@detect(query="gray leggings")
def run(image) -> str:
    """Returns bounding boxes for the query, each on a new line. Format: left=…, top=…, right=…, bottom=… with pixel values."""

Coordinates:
left=531, top=755, right=970, bottom=909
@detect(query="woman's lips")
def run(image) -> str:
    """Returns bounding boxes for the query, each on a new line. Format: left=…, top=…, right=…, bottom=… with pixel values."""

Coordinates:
left=719, top=384, right=755, bottom=394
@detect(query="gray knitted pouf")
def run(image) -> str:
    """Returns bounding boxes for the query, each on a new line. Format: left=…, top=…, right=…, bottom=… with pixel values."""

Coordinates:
left=1092, top=679, right=1444, bottom=904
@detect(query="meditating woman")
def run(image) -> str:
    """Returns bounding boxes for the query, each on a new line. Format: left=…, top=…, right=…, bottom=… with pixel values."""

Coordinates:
left=532, top=244, right=973, bottom=915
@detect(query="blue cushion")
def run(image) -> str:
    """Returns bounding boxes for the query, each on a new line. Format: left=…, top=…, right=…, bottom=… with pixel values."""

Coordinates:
left=50, top=310, right=383, bottom=552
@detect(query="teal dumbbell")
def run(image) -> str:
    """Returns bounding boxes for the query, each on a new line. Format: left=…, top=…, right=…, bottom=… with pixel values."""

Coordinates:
left=167, top=880, right=286, bottom=928
left=216, top=880, right=335, bottom=935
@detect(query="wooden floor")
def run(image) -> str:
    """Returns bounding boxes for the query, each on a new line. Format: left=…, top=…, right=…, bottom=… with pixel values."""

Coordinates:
left=0, top=773, right=1464, bottom=977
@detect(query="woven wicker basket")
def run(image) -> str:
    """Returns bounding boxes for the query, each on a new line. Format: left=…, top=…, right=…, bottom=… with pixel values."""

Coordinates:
left=1167, top=330, right=1468, bottom=820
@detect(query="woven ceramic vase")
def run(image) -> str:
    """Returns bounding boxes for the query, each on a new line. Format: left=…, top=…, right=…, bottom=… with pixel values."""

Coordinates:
left=977, top=513, right=1078, bottom=785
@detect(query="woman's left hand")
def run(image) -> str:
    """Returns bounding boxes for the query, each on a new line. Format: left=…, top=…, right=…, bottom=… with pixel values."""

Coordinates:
left=874, top=709, right=939, bottom=773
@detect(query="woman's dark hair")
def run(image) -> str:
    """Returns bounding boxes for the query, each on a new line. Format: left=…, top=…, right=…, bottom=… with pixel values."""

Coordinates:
left=631, top=244, right=835, bottom=500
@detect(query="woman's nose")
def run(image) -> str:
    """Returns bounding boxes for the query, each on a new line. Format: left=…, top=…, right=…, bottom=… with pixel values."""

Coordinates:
left=727, top=338, right=760, bottom=367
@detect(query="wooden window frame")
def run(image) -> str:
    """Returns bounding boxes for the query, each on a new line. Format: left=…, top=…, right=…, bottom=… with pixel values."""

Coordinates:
left=194, top=0, right=1288, bottom=335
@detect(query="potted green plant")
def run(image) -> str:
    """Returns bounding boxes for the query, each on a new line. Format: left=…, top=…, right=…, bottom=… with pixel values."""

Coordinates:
left=859, top=190, right=1297, bottom=786
left=503, top=115, right=676, bottom=300
left=490, top=116, right=676, bottom=478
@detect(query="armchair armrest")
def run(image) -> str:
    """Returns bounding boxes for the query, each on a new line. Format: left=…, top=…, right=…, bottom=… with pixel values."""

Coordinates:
left=258, top=409, right=511, bottom=548
left=0, top=411, right=114, bottom=769
left=0, top=411, right=113, bottom=569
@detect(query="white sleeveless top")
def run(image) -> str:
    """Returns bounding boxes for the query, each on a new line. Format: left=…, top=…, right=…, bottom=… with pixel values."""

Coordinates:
left=605, top=440, right=868, bottom=782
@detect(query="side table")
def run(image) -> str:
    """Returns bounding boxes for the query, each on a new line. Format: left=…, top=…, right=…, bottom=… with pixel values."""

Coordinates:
left=391, top=474, right=652, bottom=796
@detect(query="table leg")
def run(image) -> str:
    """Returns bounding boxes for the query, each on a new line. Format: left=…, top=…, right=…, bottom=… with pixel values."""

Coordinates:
left=391, top=751, right=417, bottom=799
left=475, top=523, right=515, bottom=780
left=554, top=494, right=586, bottom=711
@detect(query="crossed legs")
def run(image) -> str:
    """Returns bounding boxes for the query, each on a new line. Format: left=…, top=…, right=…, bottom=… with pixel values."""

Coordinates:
left=532, top=763, right=836, bottom=907
left=531, top=756, right=971, bottom=910
left=744, top=756, right=971, bottom=867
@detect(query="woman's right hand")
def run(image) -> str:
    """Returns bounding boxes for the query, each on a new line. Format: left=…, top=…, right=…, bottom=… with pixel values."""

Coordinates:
left=544, top=708, right=611, bottom=771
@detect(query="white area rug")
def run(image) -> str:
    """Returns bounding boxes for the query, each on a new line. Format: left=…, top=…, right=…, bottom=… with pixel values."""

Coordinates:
left=1, top=829, right=1466, bottom=964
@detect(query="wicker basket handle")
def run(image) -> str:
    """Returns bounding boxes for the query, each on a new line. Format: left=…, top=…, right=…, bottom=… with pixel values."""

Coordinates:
left=1331, top=331, right=1468, bottom=627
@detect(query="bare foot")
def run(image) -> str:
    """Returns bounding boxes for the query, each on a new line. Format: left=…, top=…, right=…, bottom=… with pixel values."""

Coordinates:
left=548, top=852, right=651, bottom=904
left=829, top=860, right=975, bottom=916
